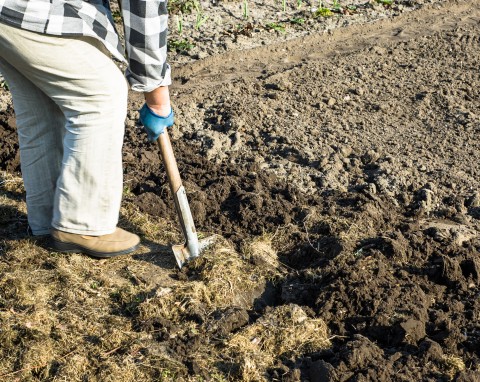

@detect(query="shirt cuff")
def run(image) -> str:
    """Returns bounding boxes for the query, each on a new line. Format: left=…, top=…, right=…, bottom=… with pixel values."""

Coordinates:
left=126, top=63, right=172, bottom=92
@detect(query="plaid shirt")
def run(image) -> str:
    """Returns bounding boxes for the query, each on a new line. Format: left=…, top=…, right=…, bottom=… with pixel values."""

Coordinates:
left=0, top=0, right=170, bottom=92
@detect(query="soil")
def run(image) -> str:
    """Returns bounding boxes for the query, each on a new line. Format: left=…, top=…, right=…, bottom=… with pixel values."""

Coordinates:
left=1, top=0, right=480, bottom=381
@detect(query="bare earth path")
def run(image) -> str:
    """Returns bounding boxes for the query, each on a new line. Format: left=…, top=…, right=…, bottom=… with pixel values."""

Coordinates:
left=1, top=0, right=480, bottom=381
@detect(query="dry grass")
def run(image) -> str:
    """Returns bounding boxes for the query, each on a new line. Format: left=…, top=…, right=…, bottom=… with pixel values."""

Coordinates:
left=442, top=354, right=466, bottom=380
left=243, top=233, right=286, bottom=274
left=0, top=174, right=188, bottom=380
left=0, top=237, right=155, bottom=381
left=137, top=238, right=267, bottom=323
left=1, top=173, right=331, bottom=381
left=0, top=171, right=25, bottom=194
left=226, top=304, right=330, bottom=381
left=1, top=172, right=287, bottom=382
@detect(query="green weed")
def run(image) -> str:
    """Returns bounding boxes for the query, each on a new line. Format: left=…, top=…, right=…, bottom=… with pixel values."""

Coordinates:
left=376, top=0, right=394, bottom=5
left=266, top=22, right=286, bottom=33
left=290, top=17, right=305, bottom=25
left=168, top=39, right=195, bottom=52
left=314, top=7, right=333, bottom=17
left=332, top=0, right=342, bottom=11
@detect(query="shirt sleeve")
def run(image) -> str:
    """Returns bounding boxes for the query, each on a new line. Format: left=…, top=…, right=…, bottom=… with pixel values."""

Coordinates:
left=120, top=0, right=171, bottom=92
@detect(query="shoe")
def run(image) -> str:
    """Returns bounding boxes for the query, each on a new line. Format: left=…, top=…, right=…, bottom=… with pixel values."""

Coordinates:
left=50, top=228, right=140, bottom=258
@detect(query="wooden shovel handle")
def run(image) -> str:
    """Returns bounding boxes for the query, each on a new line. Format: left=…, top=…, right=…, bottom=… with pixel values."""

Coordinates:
left=157, top=130, right=182, bottom=194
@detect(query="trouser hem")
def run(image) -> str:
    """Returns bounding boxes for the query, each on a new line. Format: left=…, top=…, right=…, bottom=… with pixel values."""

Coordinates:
left=51, top=223, right=116, bottom=236
left=31, top=228, right=52, bottom=236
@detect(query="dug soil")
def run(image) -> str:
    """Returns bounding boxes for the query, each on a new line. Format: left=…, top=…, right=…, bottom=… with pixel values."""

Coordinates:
left=1, top=0, right=480, bottom=381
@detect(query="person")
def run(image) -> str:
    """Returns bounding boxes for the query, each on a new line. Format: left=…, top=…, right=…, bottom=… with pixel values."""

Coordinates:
left=0, top=0, right=174, bottom=258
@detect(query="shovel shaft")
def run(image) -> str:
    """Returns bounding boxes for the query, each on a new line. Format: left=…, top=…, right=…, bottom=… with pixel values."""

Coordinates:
left=157, top=131, right=201, bottom=266
left=155, top=130, right=216, bottom=268
left=157, top=130, right=182, bottom=195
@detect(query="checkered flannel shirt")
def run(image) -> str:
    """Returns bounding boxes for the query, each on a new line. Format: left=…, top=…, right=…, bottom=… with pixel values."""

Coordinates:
left=0, top=0, right=171, bottom=91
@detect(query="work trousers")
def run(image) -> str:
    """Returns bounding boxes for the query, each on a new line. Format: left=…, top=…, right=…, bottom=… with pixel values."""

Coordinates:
left=0, top=22, right=128, bottom=235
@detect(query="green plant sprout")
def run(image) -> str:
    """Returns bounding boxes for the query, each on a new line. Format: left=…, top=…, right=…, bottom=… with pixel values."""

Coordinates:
left=196, top=13, right=208, bottom=29
left=243, top=0, right=249, bottom=20
left=194, top=2, right=208, bottom=30
left=282, top=0, right=287, bottom=12
left=168, top=39, right=195, bottom=52
left=176, top=15, right=183, bottom=34
left=315, top=7, right=333, bottom=17
left=314, top=2, right=333, bottom=17
left=297, top=0, right=302, bottom=8
left=376, top=0, right=393, bottom=4
left=332, top=0, right=341, bottom=11
left=290, top=17, right=305, bottom=25
left=266, top=22, right=286, bottom=33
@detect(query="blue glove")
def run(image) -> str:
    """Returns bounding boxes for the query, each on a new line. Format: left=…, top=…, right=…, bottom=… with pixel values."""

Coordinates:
left=139, top=103, right=175, bottom=142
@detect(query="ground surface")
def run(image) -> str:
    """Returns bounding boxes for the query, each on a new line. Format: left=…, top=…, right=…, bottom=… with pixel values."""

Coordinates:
left=1, top=0, right=480, bottom=381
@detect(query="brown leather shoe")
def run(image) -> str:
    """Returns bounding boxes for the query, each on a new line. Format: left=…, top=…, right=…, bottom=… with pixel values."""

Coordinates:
left=51, top=228, right=140, bottom=258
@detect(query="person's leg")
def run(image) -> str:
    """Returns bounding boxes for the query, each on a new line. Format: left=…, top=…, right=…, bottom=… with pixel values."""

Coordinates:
left=0, top=23, right=128, bottom=236
left=0, top=57, right=65, bottom=235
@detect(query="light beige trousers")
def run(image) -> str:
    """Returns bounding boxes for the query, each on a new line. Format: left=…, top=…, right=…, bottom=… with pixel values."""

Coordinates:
left=0, top=22, right=128, bottom=235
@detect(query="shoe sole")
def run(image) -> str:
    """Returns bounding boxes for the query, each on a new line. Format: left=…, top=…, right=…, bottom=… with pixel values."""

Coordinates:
left=51, top=239, right=140, bottom=259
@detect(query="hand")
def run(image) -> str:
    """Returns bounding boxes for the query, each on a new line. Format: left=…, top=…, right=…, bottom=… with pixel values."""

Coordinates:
left=139, top=103, right=174, bottom=142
